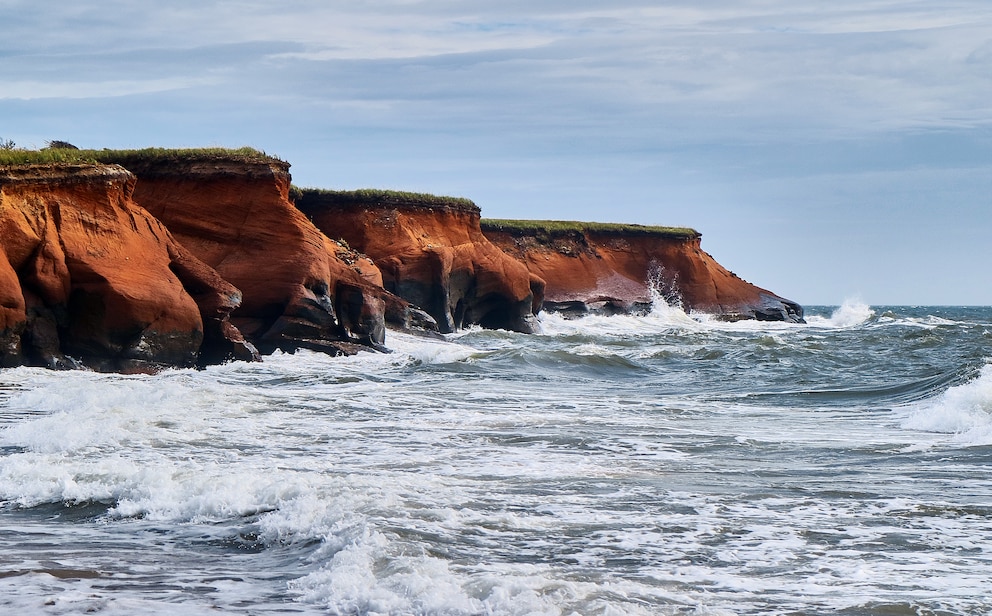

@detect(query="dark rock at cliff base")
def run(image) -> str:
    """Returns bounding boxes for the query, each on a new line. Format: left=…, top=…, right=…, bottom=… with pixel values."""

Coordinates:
left=750, top=294, right=805, bottom=323
left=544, top=299, right=654, bottom=319
left=294, top=190, right=543, bottom=334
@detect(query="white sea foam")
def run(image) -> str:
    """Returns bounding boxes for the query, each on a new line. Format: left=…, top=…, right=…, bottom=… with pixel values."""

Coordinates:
left=384, top=330, right=480, bottom=364
left=901, top=363, right=992, bottom=446
left=0, top=358, right=725, bottom=614
left=536, top=300, right=703, bottom=339
left=2, top=309, right=992, bottom=615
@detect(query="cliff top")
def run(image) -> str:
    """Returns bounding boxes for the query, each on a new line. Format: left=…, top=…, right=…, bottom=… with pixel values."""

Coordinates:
left=480, top=219, right=700, bottom=239
left=0, top=163, right=133, bottom=185
left=293, top=187, right=480, bottom=215
left=0, top=146, right=284, bottom=168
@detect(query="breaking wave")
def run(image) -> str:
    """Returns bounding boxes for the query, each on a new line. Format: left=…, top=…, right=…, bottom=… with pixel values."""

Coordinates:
left=902, top=362, right=992, bottom=446
left=2, top=305, right=992, bottom=614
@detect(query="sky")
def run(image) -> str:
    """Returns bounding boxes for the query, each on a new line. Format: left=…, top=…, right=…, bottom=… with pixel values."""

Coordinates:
left=2, top=1, right=990, bottom=306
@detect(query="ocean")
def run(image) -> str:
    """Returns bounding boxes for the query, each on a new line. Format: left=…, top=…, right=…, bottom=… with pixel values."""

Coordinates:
left=1, top=301, right=991, bottom=615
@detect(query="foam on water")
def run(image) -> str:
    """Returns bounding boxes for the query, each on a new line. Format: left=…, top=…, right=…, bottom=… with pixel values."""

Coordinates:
left=2, top=306, right=992, bottom=614
left=0, top=360, right=698, bottom=614
left=536, top=301, right=702, bottom=339
left=538, top=294, right=873, bottom=341
left=382, top=331, right=480, bottom=365
left=901, top=362, right=992, bottom=446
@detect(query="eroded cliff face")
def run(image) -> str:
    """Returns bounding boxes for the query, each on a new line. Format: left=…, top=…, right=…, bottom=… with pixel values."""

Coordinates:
left=0, top=151, right=803, bottom=373
left=295, top=191, right=543, bottom=334
left=113, top=158, right=393, bottom=355
left=482, top=223, right=804, bottom=323
left=0, top=164, right=256, bottom=371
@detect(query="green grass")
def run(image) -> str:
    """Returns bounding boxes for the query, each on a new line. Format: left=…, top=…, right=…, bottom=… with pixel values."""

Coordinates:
left=0, top=146, right=283, bottom=167
left=1, top=150, right=697, bottom=240
left=293, top=187, right=477, bottom=209
left=481, top=218, right=699, bottom=239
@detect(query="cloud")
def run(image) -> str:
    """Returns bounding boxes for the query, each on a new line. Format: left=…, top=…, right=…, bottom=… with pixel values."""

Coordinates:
left=2, top=1, right=991, bottom=302
left=5, top=1, right=990, bottom=137
left=5, top=1, right=990, bottom=162
left=0, top=77, right=214, bottom=100
left=6, top=2, right=990, bottom=181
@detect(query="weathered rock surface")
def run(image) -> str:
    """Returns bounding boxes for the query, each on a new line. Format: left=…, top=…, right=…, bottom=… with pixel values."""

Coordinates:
left=115, top=156, right=392, bottom=355
left=482, top=222, right=804, bottom=323
left=0, top=164, right=256, bottom=371
left=0, top=150, right=804, bottom=374
left=295, top=190, right=543, bottom=334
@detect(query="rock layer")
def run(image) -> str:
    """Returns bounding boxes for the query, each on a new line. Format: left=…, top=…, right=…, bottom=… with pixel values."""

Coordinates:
left=0, top=164, right=255, bottom=371
left=115, top=156, right=391, bottom=355
left=482, top=221, right=804, bottom=323
left=295, top=190, right=543, bottom=334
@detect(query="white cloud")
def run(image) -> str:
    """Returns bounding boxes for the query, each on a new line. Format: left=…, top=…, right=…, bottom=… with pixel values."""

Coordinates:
left=0, top=77, right=215, bottom=100
left=2, top=0, right=991, bottom=302
left=4, top=1, right=990, bottom=135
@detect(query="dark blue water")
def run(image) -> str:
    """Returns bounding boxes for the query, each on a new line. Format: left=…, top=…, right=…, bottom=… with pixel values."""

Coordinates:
left=1, top=302, right=991, bottom=614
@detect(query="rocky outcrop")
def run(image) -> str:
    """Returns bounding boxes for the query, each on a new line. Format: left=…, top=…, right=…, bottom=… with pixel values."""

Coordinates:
left=111, top=154, right=393, bottom=355
left=294, top=190, right=543, bottom=334
left=0, top=148, right=804, bottom=374
left=0, top=164, right=256, bottom=371
left=482, top=221, right=804, bottom=323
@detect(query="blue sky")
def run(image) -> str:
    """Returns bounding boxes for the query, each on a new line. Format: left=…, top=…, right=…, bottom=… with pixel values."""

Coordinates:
left=3, top=1, right=990, bottom=305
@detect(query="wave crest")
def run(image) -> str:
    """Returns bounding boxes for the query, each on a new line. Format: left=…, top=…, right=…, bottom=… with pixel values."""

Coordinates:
left=902, top=363, right=992, bottom=446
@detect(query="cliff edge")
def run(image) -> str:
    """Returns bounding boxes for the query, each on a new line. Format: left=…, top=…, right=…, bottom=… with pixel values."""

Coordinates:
left=482, top=220, right=804, bottom=323
left=107, top=152, right=392, bottom=355
left=295, top=189, right=543, bottom=334
left=0, top=147, right=804, bottom=373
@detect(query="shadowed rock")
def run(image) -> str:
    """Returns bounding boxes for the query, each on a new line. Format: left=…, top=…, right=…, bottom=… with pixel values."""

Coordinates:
left=0, top=164, right=256, bottom=371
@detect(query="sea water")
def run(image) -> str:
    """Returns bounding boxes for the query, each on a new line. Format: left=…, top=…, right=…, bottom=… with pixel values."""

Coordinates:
left=1, top=301, right=991, bottom=615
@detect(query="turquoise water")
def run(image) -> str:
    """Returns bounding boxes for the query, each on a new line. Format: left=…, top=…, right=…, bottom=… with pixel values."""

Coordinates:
left=1, top=302, right=991, bottom=614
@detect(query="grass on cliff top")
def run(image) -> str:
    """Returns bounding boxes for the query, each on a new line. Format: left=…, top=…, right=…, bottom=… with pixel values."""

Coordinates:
left=0, top=146, right=283, bottom=167
left=293, top=186, right=477, bottom=209
left=481, top=218, right=700, bottom=239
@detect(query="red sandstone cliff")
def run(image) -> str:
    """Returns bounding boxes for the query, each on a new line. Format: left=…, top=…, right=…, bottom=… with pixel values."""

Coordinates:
left=111, top=156, right=394, bottom=355
left=0, top=164, right=256, bottom=371
left=295, top=190, right=543, bottom=334
left=0, top=149, right=802, bottom=374
left=482, top=221, right=804, bottom=322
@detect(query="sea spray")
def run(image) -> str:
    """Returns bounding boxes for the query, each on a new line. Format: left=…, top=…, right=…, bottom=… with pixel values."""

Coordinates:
left=647, top=261, right=684, bottom=311
left=805, top=298, right=875, bottom=328
left=535, top=267, right=700, bottom=339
